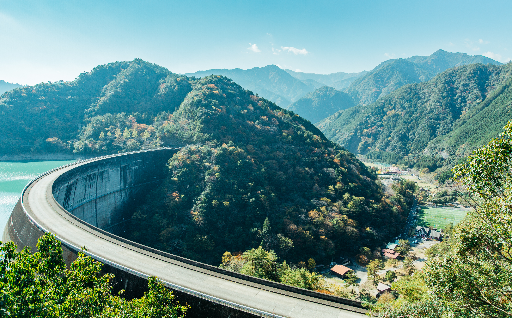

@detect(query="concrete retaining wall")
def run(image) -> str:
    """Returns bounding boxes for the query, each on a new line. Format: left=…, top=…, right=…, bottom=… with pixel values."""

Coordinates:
left=52, top=149, right=176, bottom=235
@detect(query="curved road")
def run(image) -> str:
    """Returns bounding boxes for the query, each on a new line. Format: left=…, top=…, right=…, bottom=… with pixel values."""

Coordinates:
left=21, top=159, right=366, bottom=318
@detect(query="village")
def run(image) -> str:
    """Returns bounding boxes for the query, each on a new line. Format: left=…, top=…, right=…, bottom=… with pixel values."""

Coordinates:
left=316, top=161, right=468, bottom=300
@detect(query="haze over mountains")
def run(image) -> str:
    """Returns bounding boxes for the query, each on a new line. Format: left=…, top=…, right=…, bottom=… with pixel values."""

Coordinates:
left=0, top=80, right=22, bottom=95
left=186, top=50, right=501, bottom=124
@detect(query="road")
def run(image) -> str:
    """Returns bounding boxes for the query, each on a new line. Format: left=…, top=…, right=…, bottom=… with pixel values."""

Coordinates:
left=21, top=161, right=366, bottom=318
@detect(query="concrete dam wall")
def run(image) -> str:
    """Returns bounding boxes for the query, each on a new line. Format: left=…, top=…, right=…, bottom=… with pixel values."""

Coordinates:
left=52, top=149, right=175, bottom=235
left=5, top=149, right=367, bottom=318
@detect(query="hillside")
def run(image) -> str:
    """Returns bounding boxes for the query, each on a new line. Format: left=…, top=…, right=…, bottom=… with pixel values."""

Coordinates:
left=0, top=59, right=411, bottom=265
left=283, top=50, right=501, bottom=127
left=345, top=49, right=501, bottom=107
left=186, top=65, right=318, bottom=107
left=0, top=80, right=22, bottom=95
left=318, top=62, right=512, bottom=173
left=288, top=86, right=355, bottom=124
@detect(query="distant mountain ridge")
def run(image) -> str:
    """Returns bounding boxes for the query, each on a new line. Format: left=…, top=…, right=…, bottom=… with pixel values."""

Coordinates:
left=287, top=86, right=355, bottom=124
left=0, top=80, right=22, bottom=95
left=283, top=69, right=367, bottom=90
left=186, top=65, right=317, bottom=107
left=288, top=49, right=501, bottom=124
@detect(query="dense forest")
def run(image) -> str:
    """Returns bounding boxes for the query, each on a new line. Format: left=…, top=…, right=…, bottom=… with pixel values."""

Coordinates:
left=123, top=73, right=414, bottom=265
left=0, top=59, right=412, bottom=267
left=318, top=62, right=512, bottom=176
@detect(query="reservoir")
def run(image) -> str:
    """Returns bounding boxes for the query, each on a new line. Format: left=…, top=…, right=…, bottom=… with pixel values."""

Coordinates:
left=0, top=160, right=74, bottom=237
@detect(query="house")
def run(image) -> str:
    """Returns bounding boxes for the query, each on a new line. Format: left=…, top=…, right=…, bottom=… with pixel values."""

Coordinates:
left=382, top=248, right=400, bottom=259
left=330, top=264, right=353, bottom=278
left=377, top=283, right=391, bottom=295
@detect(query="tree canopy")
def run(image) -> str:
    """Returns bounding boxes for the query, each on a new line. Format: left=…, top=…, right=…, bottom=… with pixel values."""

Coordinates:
left=0, top=233, right=188, bottom=318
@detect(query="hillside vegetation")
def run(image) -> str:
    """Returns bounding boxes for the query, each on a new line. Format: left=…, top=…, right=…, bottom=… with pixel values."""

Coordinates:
left=0, top=59, right=411, bottom=267
left=124, top=74, right=413, bottom=265
left=318, top=62, right=512, bottom=174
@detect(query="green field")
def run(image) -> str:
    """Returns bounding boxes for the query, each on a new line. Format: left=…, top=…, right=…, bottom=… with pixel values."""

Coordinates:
left=417, top=206, right=470, bottom=229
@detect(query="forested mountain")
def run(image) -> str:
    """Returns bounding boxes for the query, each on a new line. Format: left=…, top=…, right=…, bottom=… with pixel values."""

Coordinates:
left=288, top=86, right=355, bottom=124
left=345, top=49, right=501, bottom=107
left=318, top=62, right=512, bottom=174
left=186, top=65, right=318, bottom=107
left=280, top=50, right=501, bottom=126
left=0, top=80, right=22, bottom=95
left=284, top=69, right=367, bottom=90
left=0, top=59, right=411, bottom=266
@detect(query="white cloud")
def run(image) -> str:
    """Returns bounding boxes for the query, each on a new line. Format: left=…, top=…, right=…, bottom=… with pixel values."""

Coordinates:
left=295, top=69, right=302, bottom=72
left=272, top=47, right=281, bottom=55
left=281, top=46, right=308, bottom=55
left=247, top=43, right=261, bottom=53
left=384, top=53, right=396, bottom=59
left=479, top=39, right=490, bottom=45
left=483, top=51, right=511, bottom=63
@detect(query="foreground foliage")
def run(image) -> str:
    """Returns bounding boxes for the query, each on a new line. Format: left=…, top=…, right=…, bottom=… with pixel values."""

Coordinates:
left=373, top=122, right=512, bottom=317
left=220, top=246, right=323, bottom=291
left=0, top=233, right=188, bottom=318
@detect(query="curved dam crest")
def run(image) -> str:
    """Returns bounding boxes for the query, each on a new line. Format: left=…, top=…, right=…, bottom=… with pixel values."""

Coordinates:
left=5, top=149, right=367, bottom=318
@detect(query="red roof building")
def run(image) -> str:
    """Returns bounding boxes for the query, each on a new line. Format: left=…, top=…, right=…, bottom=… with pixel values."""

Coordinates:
left=330, top=264, right=353, bottom=277
left=382, top=248, right=400, bottom=259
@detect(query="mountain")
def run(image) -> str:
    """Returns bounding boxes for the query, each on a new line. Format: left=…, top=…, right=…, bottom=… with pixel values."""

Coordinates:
left=186, top=65, right=318, bottom=107
left=345, top=49, right=502, bottom=107
left=283, top=50, right=502, bottom=127
left=0, top=80, right=22, bottom=95
left=317, top=62, right=512, bottom=173
left=0, top=59, right=411, bottom=265
left=288, top=86, right=355, bottom=124
left=284, top=69, right=367, bottom=90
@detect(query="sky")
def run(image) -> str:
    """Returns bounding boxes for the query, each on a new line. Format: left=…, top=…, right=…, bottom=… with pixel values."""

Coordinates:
left=1, top=0, right=512, bottom=85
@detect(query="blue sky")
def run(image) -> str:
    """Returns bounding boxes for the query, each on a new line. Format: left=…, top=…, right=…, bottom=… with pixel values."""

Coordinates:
left=1, top=0, right=511, bottom=85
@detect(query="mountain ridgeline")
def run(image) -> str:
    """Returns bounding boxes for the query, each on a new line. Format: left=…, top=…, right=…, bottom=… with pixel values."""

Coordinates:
left=0, top=59, right=411, bottom=265
left=0, top=80, right=22, bottom=95
left=288, top=50, right=501, bottom=124
left=318, top=62, right=512, bottom=175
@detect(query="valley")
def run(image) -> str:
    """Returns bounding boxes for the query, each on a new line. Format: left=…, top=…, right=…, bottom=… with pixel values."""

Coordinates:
left=0, top=48, right=510, bottom=317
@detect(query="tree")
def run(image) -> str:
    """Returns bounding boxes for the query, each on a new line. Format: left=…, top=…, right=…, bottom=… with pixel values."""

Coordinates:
left=0, top=233, right=188, bottom=318
left=366, top=259, right=383, bottom=284
left=394, top=239, right=411, bottom=257
left=385, top=270, right=396, bottom=283
left=423, top=122, right=512, bottom=317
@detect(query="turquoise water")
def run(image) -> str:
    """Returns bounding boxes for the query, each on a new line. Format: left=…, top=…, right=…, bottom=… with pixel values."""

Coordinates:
left=0, top=160, right=74, bottom=238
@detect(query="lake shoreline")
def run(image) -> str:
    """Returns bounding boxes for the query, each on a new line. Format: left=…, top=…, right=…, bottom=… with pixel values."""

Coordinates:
left=0, top=153, right=93, bottom=162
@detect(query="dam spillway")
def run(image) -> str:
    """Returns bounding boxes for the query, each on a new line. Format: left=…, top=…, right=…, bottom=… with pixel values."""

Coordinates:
left=4, top=149, right=367, bottom=318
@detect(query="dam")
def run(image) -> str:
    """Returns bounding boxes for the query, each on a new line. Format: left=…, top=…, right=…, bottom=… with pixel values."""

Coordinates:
left=4, top=149, right=367, bottom=318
